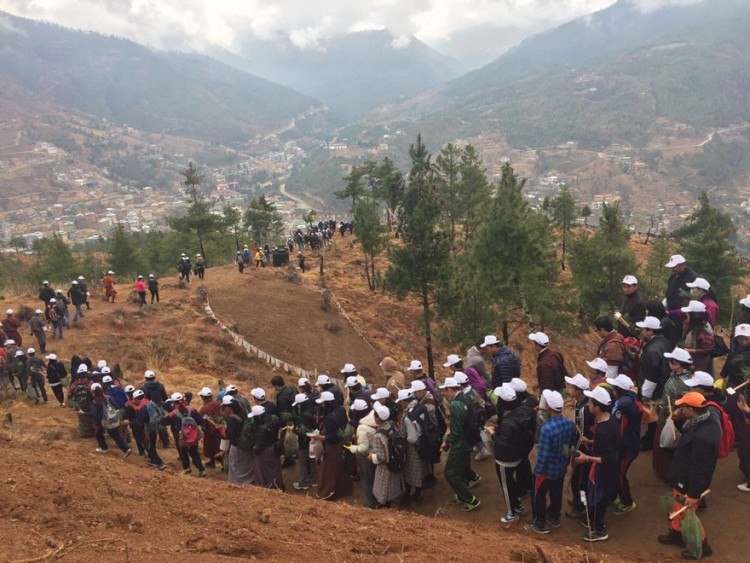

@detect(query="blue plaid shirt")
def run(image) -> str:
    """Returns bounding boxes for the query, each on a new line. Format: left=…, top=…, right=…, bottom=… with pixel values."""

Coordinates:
left=534, top=415, right=577, bottom=480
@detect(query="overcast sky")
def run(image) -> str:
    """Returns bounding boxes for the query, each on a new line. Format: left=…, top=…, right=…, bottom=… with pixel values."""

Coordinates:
left=0, top=0, right=701, bottom=64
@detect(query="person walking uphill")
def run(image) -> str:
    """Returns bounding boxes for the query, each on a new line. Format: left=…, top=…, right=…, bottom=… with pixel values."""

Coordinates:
left=147, top=274, right=160, bottom=303
left=102, top=271, right=117, bottom=303
left=163, top=392, right=206, bottom=477
left=311, top=391, right=353, bottom=500
left=658, top=392, right=721, bottom=560
left=440, top=377, right=481, bottom=511
left=2, top=309, right=22, bottom=347
left=606, top=374, right=642, bottom=514
left=28, top=309, right=47, bottom=353
left=481, top=334, right=521, bottom=388
left=369, top=403, right=404, bottom=508
left=525, top=390, right=577, bottom=534
left=134, top=276, right=147, bottom=307
left=529, top=332, right=568, bottom=392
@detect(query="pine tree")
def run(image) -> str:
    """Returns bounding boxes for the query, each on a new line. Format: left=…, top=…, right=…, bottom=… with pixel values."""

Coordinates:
left=549, top=185, right=577, bottom=270
left=29, top=234, right=80, bottom=285
left=385, top=135, right=450, bottom=378
left=108, top=223, right=143, bottom=278
left=243, top=195, right=284, bottom=245
left=640, top=232, right=674, bottom=302
left=169, top=162, right=216, bottom=261
left=353, top=195, right=388, bottom=291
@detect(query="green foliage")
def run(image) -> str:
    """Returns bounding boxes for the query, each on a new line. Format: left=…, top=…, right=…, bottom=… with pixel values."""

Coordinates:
left=689, top=137, right=750, bottom=186
left=108, top=224, right=144, bottom=279
left=335, top=163, right=370, bottom=211
left=221, top=205, right=242, bottom=252
left=353, top=195, right=388, bottom=291
left=569, top=202, right=638, bottom=320
left=673, top=193, right=746, bottom=323
left=28, top=234, right=81, bottom=286
left=243, top=195, right=284, bottom=245
left=640, top=233, right=675, bottom=301
left=549, top=185, right=578, bottom=270
left=169, top=162, right=219, bottom=261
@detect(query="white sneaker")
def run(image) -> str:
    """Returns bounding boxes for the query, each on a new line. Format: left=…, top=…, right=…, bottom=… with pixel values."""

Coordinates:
left=95, top=448, right=108, bottom=453
left=737, top=482, right=750, bottom=492
left=501, top=513, right=519, bottom=523
left=474, top=450, right=491, bottom=461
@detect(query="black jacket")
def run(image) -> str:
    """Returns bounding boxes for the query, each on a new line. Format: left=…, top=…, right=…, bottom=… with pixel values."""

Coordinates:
left=142, top=380, right=168, bottom=405
left=665, top=267, right=697, bottom=311
left=669, top=412, right=721, bottom=499
left=619, top=292, right=646, bottom=337
left=253, top=413, right=281, bottom=453
left=639, top=333, right=673, bottom=397
left=275, top=385, right=296, bottom=419
left=492, top=403, right=536, bottom=463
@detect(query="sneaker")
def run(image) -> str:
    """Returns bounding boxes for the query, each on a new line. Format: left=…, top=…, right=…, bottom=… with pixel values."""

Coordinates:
left=138, top=451, right=146, bottom=457
left=181, top=469, right=192, bottom=476
left=468, top=475, right=482, bottom=489
left=657, top=529, right=685, bottom=547
left=451, top=494, right=462, bottom=505
left=474, top=449, right=491, bottom=461
left=737, top=482, right=750, bottom=492
left=156, top=464, right=167, bottom=471
left=123, top=449, right=132, bottom=458
left=501, top=513, right=519, bottom=523
left=198, top=470, right=206, bottom=478
left=613, top=501, right=637, bottom=515
left=583, top=530, right=609, bottom=542
left=293, top=482, right=310, bottom=491
left=95, top=448, right=108, bottom=453
left=462, top=497, right=481, bottom=511
left=514, top=505, right=527, bottom=516
left=524, top=522, right=550, bottom=534
left=547, top=517, right=561, bottom=528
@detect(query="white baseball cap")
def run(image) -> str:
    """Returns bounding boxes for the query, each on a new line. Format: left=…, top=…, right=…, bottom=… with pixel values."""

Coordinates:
left=564, top=374, right=590, bottom=390
left=370, top=387, right=390, bottom=400
left=170, top=392, right=183, bottom=402
left=144, top=370, right=155, bottom=379
left=298, top=377, right=310, bottom=386
left=686, top=278, right=710, bottom=291
left=684, top=371, right=714, bottom=388
left=665, top=254, right=686, bottom=268
left=132, top=389, right=145, bottom=399
left=78, top=275, right=85, bottom=280
left=225, top=384, right=238, bottom=393
left=198, top=387, right=213, bottom=397
left=410, top=380, right=427, bottom=392
left=528, top=332, right=549, bottom=346
left=584, top=387, right=612, bottom=406
left=101, top=366, right=111, bottom=375
left=97, top=360, right=107, bottom=369
left=480, top=334, right=501, bottom=348
left=250, top=387, right=266, bottom=400
left=351, top=398, right=369, bottom=411
left=340, top=363, right=357, bottom=374
left=636, top=316, right=662, bottom=330
left=45, top=353, right=57, bottom=360
left=735, top=324, right=750, bottom=338
left=542, top=389, right=564, bottom=411
left=27, top=347, right=35, bottom=355
left=6, top=309, right=13, bottom=315
left=101, top=375, right=113, bottom=384
left=248, top=405, right=266, bottom=418
left=90, top=382, right=102, bottom=390
left=510, top=378, right=527, bottom=393
left=14, top=349, right=24, bottom=357
left=606, top=374, right=634, bottom=391
left=124, top=385, right=136, bottom=393
left=397, top=388, right=414, bottom=402
left=586, top=358, right=609, bottom=372
left=495, top=384, right=516, bottom=402
left=292, top=393, right=309, bottom=407
left=621, top=275, right=638, bottom=285
left=443, top=354, right=461, bottom=368
left=345, top=376, right=359, bottom=388
left=49, top=298, right=56, bottom=303
left=315, top=391, right=336, bottom=404
left=374, top=403, right=390, bottom=421
left=740, top=295, right=750, bottom=308
left=407, top=360, right=423, bottom=371
left=4, top=339, right=15, bottom=345
left=681, top=300, right=707, bottom=314
left=664, top=347, right=693, bottom=364
left=453, top=371, right=470, bottom=385
left=77, top=364, right=89, bottom=374
left=439, top=377, right=460, bottom=389
left=34, top=309, right=42, bottom=314
left=221, top=395, right=235, bottom=406
left=316, top=375, right=331, bottom=386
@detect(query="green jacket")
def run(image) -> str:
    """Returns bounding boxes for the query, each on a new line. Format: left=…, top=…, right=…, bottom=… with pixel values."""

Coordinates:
left=445, top=395, right=471, bottom=451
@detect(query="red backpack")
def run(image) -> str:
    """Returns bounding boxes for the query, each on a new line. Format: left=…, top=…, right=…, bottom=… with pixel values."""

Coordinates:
left=705, top=401, right=735, bottom=459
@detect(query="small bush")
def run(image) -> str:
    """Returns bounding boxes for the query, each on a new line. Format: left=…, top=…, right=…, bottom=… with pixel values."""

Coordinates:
left=321, top=289, right=332, bottom=312
left=324, top=322, right=341, bottom=334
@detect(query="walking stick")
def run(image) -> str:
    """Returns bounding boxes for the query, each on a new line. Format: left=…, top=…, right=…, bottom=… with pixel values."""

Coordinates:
left=669, top=489, right=711, bottom=520
left=726, top=380, right=750, bottom=396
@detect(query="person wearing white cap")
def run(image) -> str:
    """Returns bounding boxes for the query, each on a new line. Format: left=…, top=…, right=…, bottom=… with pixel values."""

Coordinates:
left=80, top=381, right=131, bottom=456
left=395, top=387, right=427, bottom=504
left=344, top=398, right=378, bottom=505
left=408, top=359, right=442, bottom=405
left=584, top=357, right=609, bottom=387
left=440, top=377, right=481, bottom=511
left=250, top=405, right=285, bottom=490
left=529, top=332, right=567, bottom=393
left=605, top=374, right=642, bottom=514
left=38, top=280, right=55, bottom=306
left=563, top=373, right=595, bottom=519
left=380, top=356, right=406, bottom=399
left=102, top=270, right=117, bottom=302
left=225, top=384, right=252, bottom=415
left=68, top=278, right=87, bottom=322
left=452, top=371, right=491, bottom=462
left=196, top=386, right=224, bottom=470
left=316, top=374, right=344, bottom=407
left=195, top=252, right=206, bottom=280
left=134, top=275, right=147, bottom=307
left=720, top=323, right=750, bottom=459
left=681, top=300, right=715, bottom=375
left=686, top=278, right=719, bottom=326
left=664, top=254, right=696, bottom=314
left=574, top=385, right=618, bottom=542
left=163, top=392, right=206, bottom=477
left=141, top=370, right=171, bottom=448
left=619, top=275, right=646, bottom=338
left=310, top=388, right=353, bottom=500
left=485, top=383, right=535, bottom=523
left=409, top=379, right=443, bottom=489
left=292, top=392, right=322, bottom=491
left=25, top=347, right=48, bottom=404
left=47, top=296, right=66, bottom=340
left=8, top=347, right=29, bottom=394
left=29, top=308, right=47, bottom=354
left=369, top=402, right=404, bottom=507
left=45, top=353, right=68, bottom=407
left=178, top=253, right=192, bottom=282
left=444, top=354, right=489, bottom=416
left=481, top=334, right=521, bottom=389
left=342, top=374, right=372, bottom=412
left=1, top=308, right=22, bottom=346
left=219, top=396, right=255, bottom=485
left=53, top=288, right=71, bottom=329
left=525, top=390, right=577, bottom=534
left=370, top=387, right=399, bottom=423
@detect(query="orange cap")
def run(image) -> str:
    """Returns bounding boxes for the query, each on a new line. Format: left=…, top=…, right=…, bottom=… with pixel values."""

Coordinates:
left=675, top=391, right=706, bottom=408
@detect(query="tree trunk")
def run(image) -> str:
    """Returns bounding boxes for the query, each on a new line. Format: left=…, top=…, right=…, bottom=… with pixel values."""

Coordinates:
left=422, top=284, right=435, bottom=379
left=319, top=254, right=324, bottom=277
left=502, top=320, right=509, bottom=345
left=561, top=227, right=567, bottom=271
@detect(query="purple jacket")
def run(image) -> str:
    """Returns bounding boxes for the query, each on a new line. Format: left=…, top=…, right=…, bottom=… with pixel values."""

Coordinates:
left=464, top=366, right=488, bottom=405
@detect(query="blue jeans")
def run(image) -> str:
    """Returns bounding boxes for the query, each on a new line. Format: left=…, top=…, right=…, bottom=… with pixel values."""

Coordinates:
left=53, top=319, right=64, bottom=338
left=74, top=304, right=84, bottom=321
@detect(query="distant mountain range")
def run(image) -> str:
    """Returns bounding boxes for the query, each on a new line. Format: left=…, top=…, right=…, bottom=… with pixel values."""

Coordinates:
left=216, top=29, right=465, bottom=122
left=369, top=0, right=750, bottom=149
left=0, top=11, right=323, bottom=143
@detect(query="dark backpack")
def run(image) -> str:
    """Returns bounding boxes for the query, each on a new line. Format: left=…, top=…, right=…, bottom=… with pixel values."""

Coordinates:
left=459, top=394, right=486, bottom=447
left=408, top=405, right=440, bottom=462
left=238, top=416, right=255, bottom=452
left=608, top=336, right=640, bottom=377
left=176, top=408, right=201, bottom=447
left=705, top=401, right=735, bottom=459
left=378, top=426, right=407, bottom=472
left=710, top=334, right=730, bottom=358
left=146, top=401, right=165, bottom=427
left=101, top=398, right=122, bottom=430
left=72, top=383, right=92, bottom=410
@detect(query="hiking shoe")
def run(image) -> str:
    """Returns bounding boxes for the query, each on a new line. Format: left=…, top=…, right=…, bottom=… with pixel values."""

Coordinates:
left=468, top=475, right=482, bottom=489
left=451, top=494, right=462, bottom=505
left=293, top=482, right=310, bottom=491
left=462, top=497, right=481, bottom=511
left=181, top=469, right=192, bottom=476
left=198, top=470, right=207, bottom=478
left=156, top=464, right=167, bottom=471
left=95, top=448, right=108, bottom=453
left=547, top=517, right=561, bottom=528
left=123, top=449, right=132, bottom=458
left=737, top=482, right=750, bottom=492
left=501, top=513, right=519, bottom=523
left=524, top=523, right=550, bottom=534
left=613, top=501, right=637, bottom=515
left=657, top=529, right=685, bottom=547
left=514, top=505, right=527, bottom=516
left=583, top=530, right=609, bottom=542
left=474, top=449, right=491, bottom=461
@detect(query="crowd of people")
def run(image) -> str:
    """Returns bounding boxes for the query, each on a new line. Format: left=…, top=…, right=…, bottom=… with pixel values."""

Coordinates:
left=1, top=252, right=748, bottom=560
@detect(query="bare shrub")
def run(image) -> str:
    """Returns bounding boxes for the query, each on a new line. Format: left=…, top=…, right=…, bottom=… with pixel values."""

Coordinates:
left=324, top=322, right=341, bottom=334
left=321, top=289, right=332, bottom=312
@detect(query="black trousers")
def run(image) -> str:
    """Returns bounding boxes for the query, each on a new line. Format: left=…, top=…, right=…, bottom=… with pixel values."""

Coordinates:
left=179, top=444, right=204, bottom=471
left=50, top=383, right=65, bottom=405
left=532, top=474, right=564, bottom=528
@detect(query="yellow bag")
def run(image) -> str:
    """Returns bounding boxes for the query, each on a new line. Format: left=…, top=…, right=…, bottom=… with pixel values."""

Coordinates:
left=714, top=377, right=727, bottom=391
